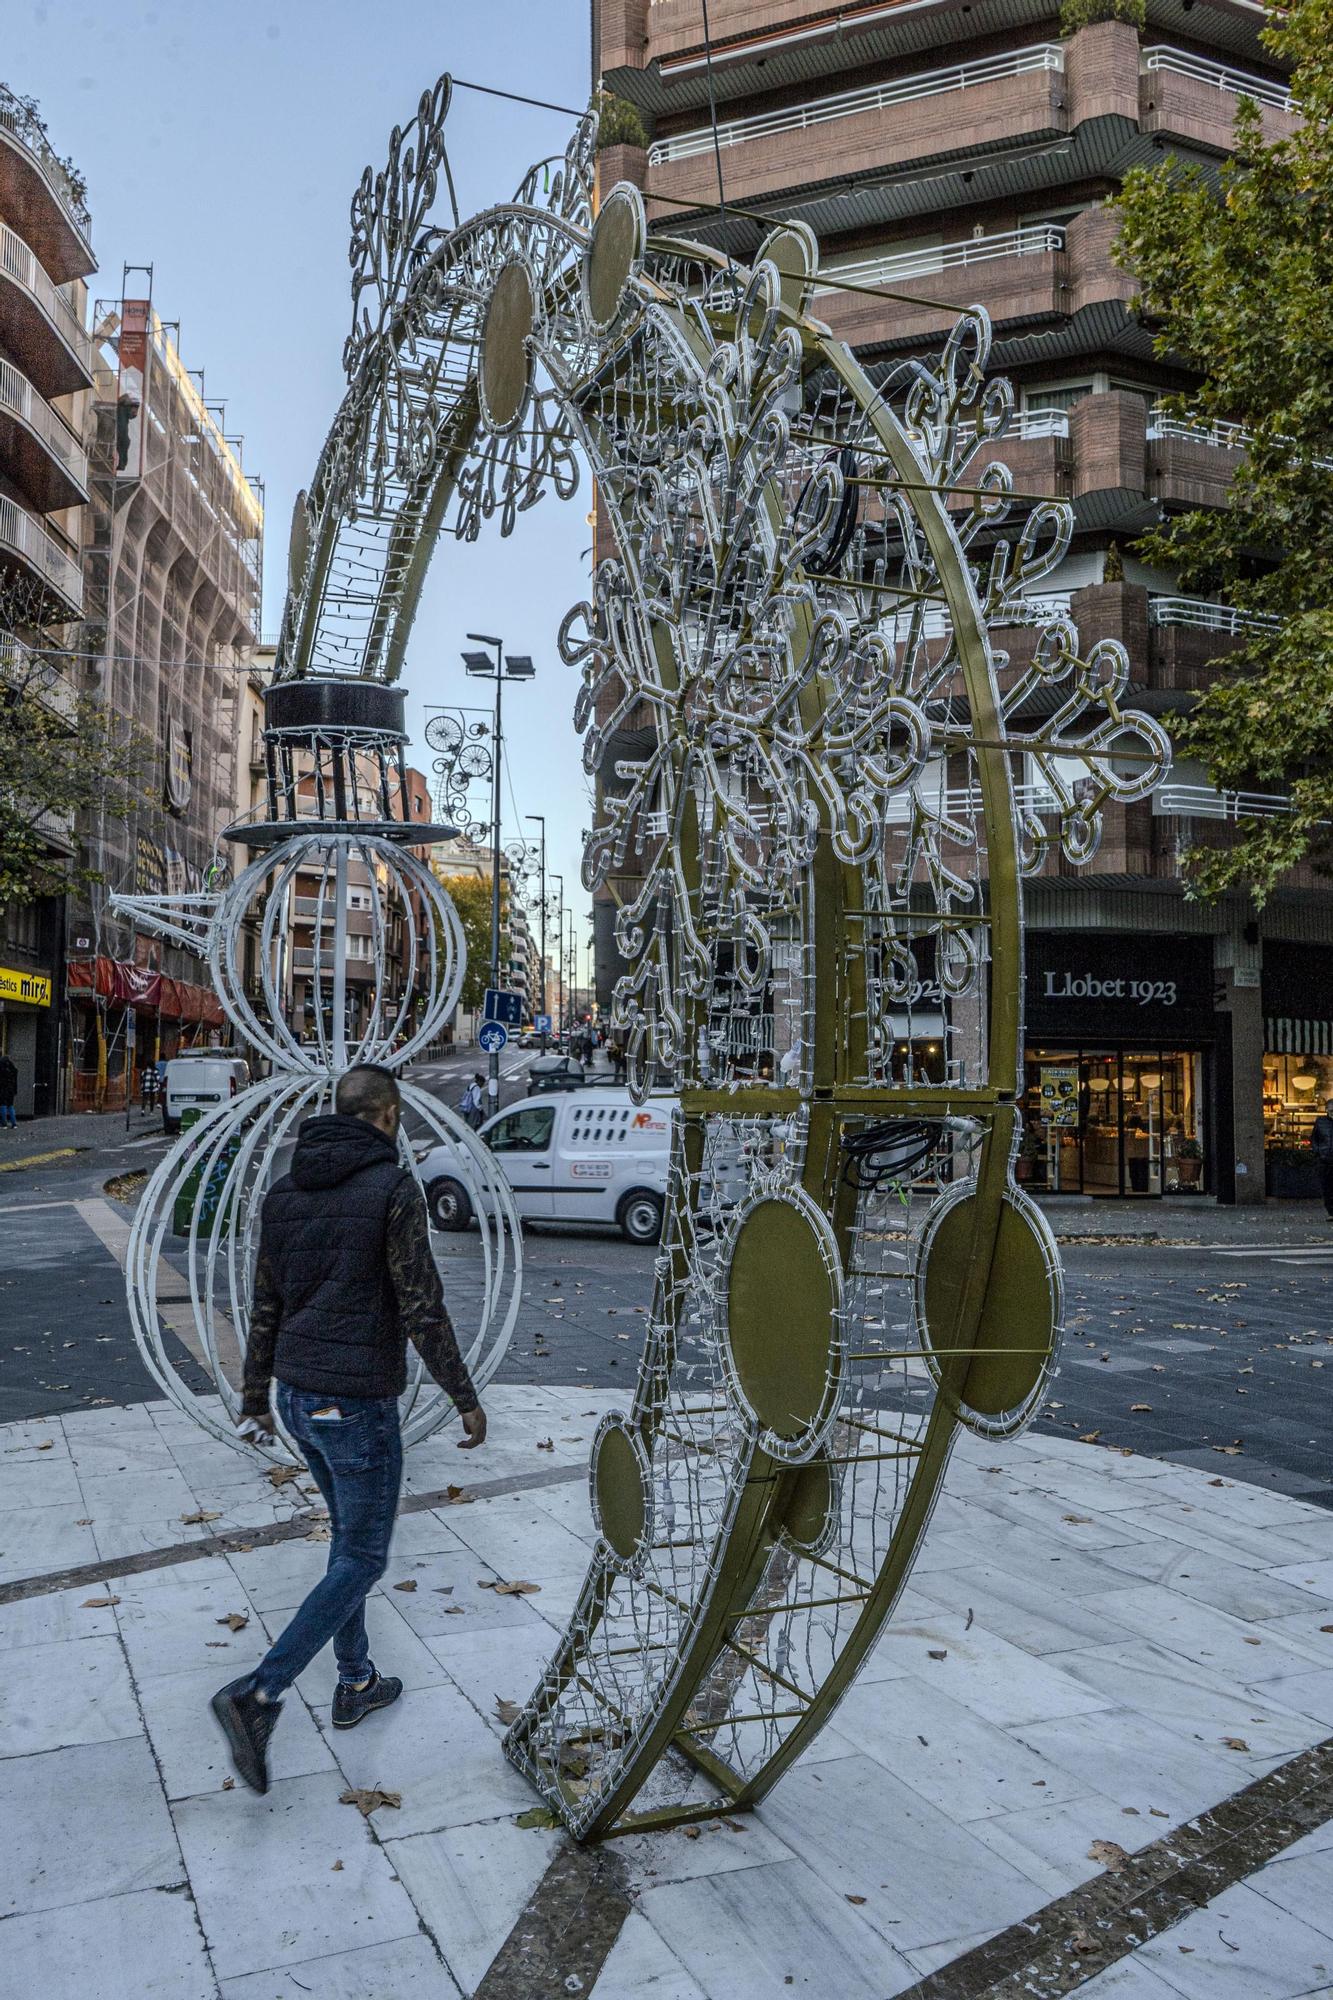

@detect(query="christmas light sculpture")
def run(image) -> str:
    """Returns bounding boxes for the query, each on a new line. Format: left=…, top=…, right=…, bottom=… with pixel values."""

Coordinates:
left=123, top=75, right=1167, bottom=1819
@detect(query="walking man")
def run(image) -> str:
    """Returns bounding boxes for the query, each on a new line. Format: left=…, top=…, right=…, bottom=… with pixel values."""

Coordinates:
left=460, top=1071, right=485, bottom=1130
left=1312, top=1096, right=1333, bottom=1220
left=211, top=1063, right=486, bottom=1793
left=0, top=1049, right=17, bottom=1129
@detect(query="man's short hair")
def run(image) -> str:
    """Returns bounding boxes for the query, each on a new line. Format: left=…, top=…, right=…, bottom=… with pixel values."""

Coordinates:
left=335, top=1064, right=401, bottom=1122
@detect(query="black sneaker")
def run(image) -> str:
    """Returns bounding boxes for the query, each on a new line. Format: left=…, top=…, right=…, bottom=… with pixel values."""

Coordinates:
left=211, top=1675, right=281, bottom=1793
left=332, top=1671, right=403, bottom=1730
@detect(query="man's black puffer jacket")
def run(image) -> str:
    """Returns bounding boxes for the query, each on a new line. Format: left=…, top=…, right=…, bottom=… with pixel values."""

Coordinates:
left=260, top=1113, right=409, bottom=1401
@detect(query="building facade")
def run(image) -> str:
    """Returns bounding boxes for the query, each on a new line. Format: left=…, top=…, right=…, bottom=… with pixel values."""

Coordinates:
left=593, top=0, right=1330, bottom=1201
left=0, top=82, right=95, bottom=1116
left=67, top=300, right=263, bottom=1110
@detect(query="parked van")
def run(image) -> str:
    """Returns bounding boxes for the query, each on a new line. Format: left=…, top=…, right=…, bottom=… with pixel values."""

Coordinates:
left=162, top=1050, right=250, bottom=1134
left=417, top=1088, right=674, bottom=1243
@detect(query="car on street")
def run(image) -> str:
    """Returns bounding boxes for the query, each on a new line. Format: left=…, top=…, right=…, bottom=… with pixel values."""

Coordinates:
left=162, top=1050, right=251, bottom=1134
left=526, top=1054, right=593, bottom=1094
left=417, top=1088, right=673, bottom=1243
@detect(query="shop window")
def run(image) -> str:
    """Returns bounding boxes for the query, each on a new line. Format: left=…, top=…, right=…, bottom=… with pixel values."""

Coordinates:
left=1021, top=1047, right=1203, bottom=1198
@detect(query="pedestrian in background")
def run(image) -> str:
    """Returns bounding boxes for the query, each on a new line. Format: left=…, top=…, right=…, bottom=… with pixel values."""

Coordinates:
left=0, top=1051, right=17, bottom=1129
left=460, top=1072, right=485, bottom=1129
left=211, top=1063, right=486, bottom=1794
left=1312, top=1096, right=1333, bottom=1220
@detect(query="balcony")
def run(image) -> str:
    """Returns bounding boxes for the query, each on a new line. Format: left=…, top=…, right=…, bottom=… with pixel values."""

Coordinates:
left=0, top=223, right=94, bottom=398
left=0, top=492, right=83, bottom=616
left=647, top=43, right=1066, bottom=217
left=0, top=354, right=88, bottom=510
left=1, top=628, right=77, bottom=725
left=1140, top=44, right=1299, bottom=153
left=0, top=83, right=95, bottom=284
left=815, top=208, right=1134, bottom=360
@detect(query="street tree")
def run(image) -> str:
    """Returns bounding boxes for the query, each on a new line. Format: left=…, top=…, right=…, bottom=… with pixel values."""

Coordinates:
left=1114, top=0, right=1333, bottom=904
left=436, top=870, right=507, bottom=1010
left=0, top=582, right=157, bottom=906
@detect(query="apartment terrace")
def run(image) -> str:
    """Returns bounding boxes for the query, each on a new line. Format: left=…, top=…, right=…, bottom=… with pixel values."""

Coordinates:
left=636, top=24, right=1297, bottom=229
left=0, top=489, right=83, bottom=616
left=0, top=221, right=93, bottom=398
left=0, top=352, right=88, bottom=511
left=0, top=82, right=95, bottom=284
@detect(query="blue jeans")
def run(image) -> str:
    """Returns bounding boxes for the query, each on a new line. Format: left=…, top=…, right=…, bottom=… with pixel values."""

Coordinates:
left=254, top=1385, right=402, bottom=1697
left=0, top=1105, right=15, bottom=1127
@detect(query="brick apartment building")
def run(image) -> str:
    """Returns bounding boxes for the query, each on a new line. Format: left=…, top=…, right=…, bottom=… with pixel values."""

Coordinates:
left=591, top=0, right=1332, bottom=1202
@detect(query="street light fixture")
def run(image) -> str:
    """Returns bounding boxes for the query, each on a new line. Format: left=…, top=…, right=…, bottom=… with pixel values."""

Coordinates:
left=457, top=632, right=536, bottom=1109
left=525, top=812, right=548, bottom=1049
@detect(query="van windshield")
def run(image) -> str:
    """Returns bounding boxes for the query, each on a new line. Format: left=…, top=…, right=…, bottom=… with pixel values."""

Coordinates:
left=486, top=1104, right=555, bottom=1153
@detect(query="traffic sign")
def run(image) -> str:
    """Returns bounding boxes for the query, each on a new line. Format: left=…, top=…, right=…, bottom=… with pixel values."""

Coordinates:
left=478, top=1020, right=509, bottom=1054
left=483, top=987, right=523, bottom=1026
left=534, top=1013, right=552, bottom=1035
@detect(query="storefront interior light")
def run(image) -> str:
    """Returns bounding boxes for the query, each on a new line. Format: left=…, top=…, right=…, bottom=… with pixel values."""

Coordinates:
left=1292, top=1070, right=1318, bottom=1090
left=1138, top=1072, right=1162, bottom=1090
left=1087, top=1076, right=1111, bottom=1092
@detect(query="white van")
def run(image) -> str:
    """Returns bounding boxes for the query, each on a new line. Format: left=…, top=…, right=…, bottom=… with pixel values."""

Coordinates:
left=162, top=1050, right=251, bottom=1134
left=418, top=1088, right=673, bottom=1243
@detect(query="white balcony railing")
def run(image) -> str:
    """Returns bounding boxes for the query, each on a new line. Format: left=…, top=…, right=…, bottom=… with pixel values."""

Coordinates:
left=0, top=83, right=94, bottom=245
left=1011, top=409, right=1072, bottom=441
left=1147, top=410, right=1251, bottom=451
left=0, top=629, right=77, bottom=721
left=1141, top=45, right=1294, bottom=114
left=1148, top=594, right=1280, bottom=635
left=815, top=224, right=1064, bottom=296
left=0, top=492, right=83, bottom=611
left=0, top=223, right=92, bottom=372
left=648, top=42, right=1064, bottom=165
left=0, top=353, right=88, bottom=489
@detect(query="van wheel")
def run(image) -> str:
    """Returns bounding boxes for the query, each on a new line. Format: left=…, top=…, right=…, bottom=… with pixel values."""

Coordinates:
left=618, top=1190, right=664, bottom=1245
left=162, top=1111, right=179, bottom=1136
left=428, top=1177, right=472, bottom=1232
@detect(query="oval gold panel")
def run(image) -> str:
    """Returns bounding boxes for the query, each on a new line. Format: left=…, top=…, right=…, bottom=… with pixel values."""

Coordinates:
left=480, top=259, right=535, bottom=433
left=724, top=1191, right=844, bottom=1458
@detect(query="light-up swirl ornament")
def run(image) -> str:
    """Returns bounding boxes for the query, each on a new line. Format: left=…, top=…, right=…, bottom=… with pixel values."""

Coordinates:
left=128, top=77, right=1168, bottom=1816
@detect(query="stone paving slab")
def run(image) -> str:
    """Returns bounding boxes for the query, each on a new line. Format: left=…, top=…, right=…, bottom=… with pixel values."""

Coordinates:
left=1, top=1387, right=1331, bottom=1997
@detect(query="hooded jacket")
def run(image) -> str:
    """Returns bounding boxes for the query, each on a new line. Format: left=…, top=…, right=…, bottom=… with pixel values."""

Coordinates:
left=240, top=1113, right=478, bottom=1412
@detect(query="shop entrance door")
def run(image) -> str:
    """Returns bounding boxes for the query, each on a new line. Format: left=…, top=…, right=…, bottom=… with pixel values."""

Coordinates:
left=1024, top=1048, right=1203, bottom=1197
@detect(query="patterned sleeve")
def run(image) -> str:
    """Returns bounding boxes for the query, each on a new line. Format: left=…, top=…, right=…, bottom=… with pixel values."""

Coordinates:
left=386, top=1178, right=480, bottom=1413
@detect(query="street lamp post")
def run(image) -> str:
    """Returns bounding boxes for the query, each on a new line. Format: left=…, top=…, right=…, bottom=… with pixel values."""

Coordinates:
left=462, top=634, right=534, bottom=1113
left=550, top=872, right=564, bottom=1045
left=526, top=812, right=548, bottom=1051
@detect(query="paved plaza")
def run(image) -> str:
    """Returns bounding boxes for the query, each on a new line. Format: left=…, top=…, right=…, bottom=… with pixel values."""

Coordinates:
left=3, top=1382, right=1333, bottom=1999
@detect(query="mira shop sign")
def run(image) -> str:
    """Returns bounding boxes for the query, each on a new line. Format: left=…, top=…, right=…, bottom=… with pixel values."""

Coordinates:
left=0, top=964, right=52, bottom=1007
left=1026, top=934, right=1215, bottom=1036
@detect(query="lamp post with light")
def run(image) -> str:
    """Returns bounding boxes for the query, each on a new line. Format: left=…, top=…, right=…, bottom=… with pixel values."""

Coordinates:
left=461, top=634, right=534, bottom=1112
left=525, top=812, right=548, bottom=1050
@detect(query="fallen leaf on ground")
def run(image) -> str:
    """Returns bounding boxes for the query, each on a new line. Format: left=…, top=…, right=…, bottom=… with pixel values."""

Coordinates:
left=1129, top=1404, right=1152, bottom=1414
left=266, top=1465, right=304, bottom=1489
left=392, top=1579, right=418, bottom=1593
left=443, top=1484, right=473, bottom=1505
left=1070, top=1930, right=1099, bottom=1955
left=1222, top=1737, right=1250, bottom=1752
left=1243, top=1636, right=1261, bottom=1646
left=339, top=1786, right=401, bottom=1817
left=181, top=1509, right=221, bottom=1525
left=927, top=1649, right=947, bottom=1661
left=479, top=1578, right=541, bottom=1596
left=1088, top=1840, right=1130, bottom=1872
left=440, top=1605, right=465, bottom=1616
left=1063, top=1515, right=1093, bottom=1525
left=845, top=1893, right=866, bottom=1905
left=494, top=1696, right=522, bottom=1725
left=36, top=1439, right=53, bottom=1451
left=682, top=1825, right=701, bottom=1840
left=306, top=1524, right=331, bottom=1542
left=515, top=1805, right=560, bottom=1829
left=1212, top=1445, right=1244, bottom=1457
left=1078, top=1431, right=1102, bottom=1444
left=221, top=1777, right=235, bottom=1790
left=74, top=1517, right=93, bottom=1525
left=82, top=1595, right=119, bottom=1607
left=215, top=1613, right=249, bottom=1632
left=331, top=1859, right=343, bottom=1871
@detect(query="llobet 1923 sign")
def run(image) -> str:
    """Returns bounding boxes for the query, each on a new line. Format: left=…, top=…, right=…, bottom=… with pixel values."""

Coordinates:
left=1025, top=933, right=1216, bottom=1039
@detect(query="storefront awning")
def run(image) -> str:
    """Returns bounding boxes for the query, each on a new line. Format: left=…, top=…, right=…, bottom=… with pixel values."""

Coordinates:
left=1265, top=1017, right=1333, bottom=1055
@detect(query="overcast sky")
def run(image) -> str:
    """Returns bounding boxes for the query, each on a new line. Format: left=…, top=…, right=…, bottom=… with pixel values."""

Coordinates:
left=8, top=0, right=598, bottom=963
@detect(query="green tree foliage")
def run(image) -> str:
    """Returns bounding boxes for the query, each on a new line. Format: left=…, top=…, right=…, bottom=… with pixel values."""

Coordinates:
left=437, top=871, right=507, bottom=1010
left=1059, top=0, right=1144, bottom=33
left=595, top=91, right=648, bottom=153
left=1114, top=0, right=1333, bottom=904
left=0, top=626, right=156, bottom=906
